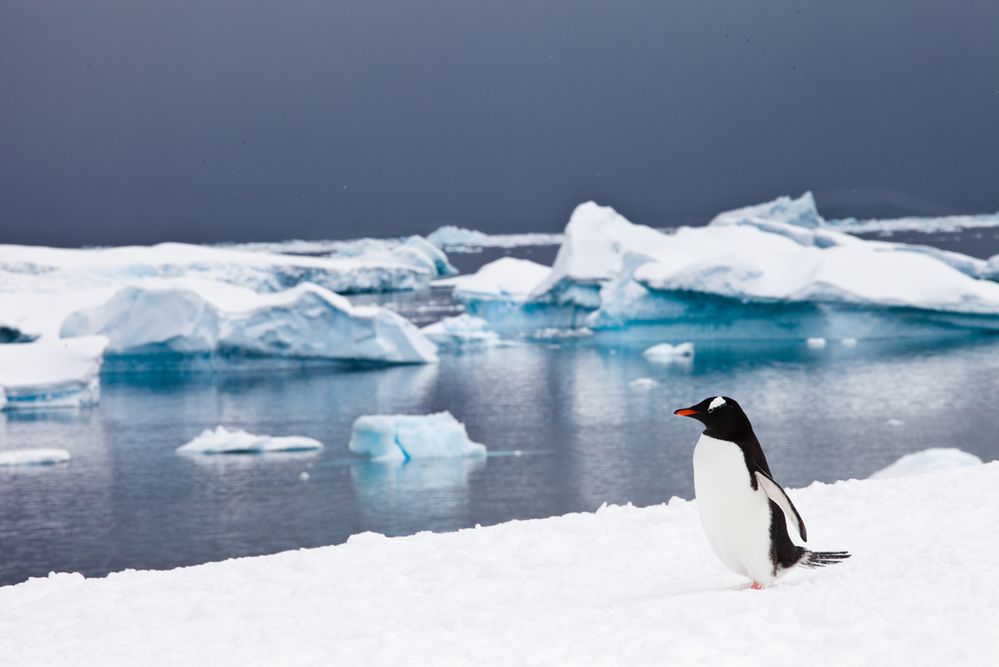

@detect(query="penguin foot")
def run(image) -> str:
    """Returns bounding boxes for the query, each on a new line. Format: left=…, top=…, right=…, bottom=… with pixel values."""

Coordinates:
left=750, top=582, right=762, bottom=590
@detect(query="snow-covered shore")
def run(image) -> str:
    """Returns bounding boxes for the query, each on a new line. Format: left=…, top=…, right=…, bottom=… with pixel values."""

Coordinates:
left=1, top=463, right=996, bottom=665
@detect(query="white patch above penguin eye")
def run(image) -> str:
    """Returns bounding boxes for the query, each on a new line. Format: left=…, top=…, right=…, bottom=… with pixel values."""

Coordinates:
left=708, top=396, right=726, bottom=411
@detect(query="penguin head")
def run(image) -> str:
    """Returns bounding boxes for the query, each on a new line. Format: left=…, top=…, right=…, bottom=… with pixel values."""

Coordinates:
left=674, top=396, right=752, bottom=439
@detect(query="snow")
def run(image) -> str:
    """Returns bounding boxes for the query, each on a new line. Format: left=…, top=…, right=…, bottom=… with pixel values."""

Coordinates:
left=348, top=412, right=487, bottom=461
left=176, top=426, right=324, bottom=455
left=59, top=281, right=438, bottom=364
left=869, top=448, right=983, bottom=479
left=0, top=336, right=107, bottom=410
left=0, top=449, right=71, bottom=466
left=0, top=239, right=452, bottom=295
left=643, top=342, right=695, bottom=362
left=420, top=314, right=500, bottom=347
left=427, top=225, right=563, bottom=249
left=628, top=377, right=659, bottom=391
left=1, top=463, right=996, bottom=665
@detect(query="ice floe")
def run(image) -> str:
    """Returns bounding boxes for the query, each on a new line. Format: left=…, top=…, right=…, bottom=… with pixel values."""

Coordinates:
left=869, top=448, right=983, bottom=479
left=643, top=342, right=695, bottom=362
left=0, top=336, right=107, bottom=410
left=176, top=426, right=324, bottom=455
left=348, top=412, right=487, bottom=461
left=628, top=377, right=659, bottom=391
left=0, top=448, right=72, bottom=466
left=427, top=226, right=564, bottom=250
left=59, top=281, right=438, bottom=364
left=420, top=314, right=500, bottom=347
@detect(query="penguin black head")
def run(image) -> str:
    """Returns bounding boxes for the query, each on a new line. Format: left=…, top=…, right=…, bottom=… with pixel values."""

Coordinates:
left=674, top=396, right=753, bottom=440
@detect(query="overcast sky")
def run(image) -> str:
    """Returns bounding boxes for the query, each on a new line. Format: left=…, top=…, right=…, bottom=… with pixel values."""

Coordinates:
left=2, top=1, right=998, bottom=246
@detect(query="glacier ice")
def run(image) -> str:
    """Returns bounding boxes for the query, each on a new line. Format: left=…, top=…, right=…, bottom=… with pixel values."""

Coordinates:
left=643, top=342, right=694, bottom=362
left=869, top=448, right=983, bottom=479
left=348, top=412, right=487, bottom=461
left=60, top=281, right=438, bottom=364
left=0, top=449, right=72, bottom=466
left=0, top=336, right=107, bottom=410
left=420, top=314, right=500, bottom=347
left=176, top=426, right=324, bottom=455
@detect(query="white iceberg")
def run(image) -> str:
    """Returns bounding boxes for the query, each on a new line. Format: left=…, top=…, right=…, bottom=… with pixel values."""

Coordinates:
left=427, top=226, right=564, bottom=249
left=60, top=281, right=438, bottom=364
left=177, top=426, right=324, bottom=455
left=0, top=448, right=72, bottom=466
left=643, top=342, right=694, bottom=362
left=628, top=377, right=659, bottom=391
left=448, top=257, right=551, bottom=303
left=869, top=448, right=983, bottom=479
left=0, top=336, right=107, bottom=410
left=806, top=337, right=827, bottom=349
left=348, top=412, right=487, bottom=461
left=420, top=314, right=500, bottom=347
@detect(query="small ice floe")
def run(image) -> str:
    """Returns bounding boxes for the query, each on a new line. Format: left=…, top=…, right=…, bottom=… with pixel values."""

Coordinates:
left=299, top=471, right=311, bottom=481
left=643, top=342, right=694, bottom=363
left=886, top=418, right=904, bottom=427
left=348, top=411, right=486, bottom=462
left=420, top=314, right=500, bottom=347
left=526, top=327, right=594, bottom=340
left=0, top=449, right=71, bottom=467
left=177, top=426, right=324, bottom=455
left=806, top=337, right=828, bottom=348
left=628, top=377, right=659, bottom=391
left=869, top=448, right=983, bottom=479
left=841, top=337, right=858, bottom=346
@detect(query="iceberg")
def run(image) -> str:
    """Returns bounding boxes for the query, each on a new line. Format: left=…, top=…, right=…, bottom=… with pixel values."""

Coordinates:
left=869, top=448, right=983, bottom=479
left=643, top=342, right=695, bottom=362
left=176, top=426, right=324, bottom=455
left=826, top=212, right=999, bottom=235
left=0, top=336, right=107, bottom=410
left=348, top=412, right=487, bottom=461
left=420, top=314, right=500, bottom=347
left=0, top=448, right=72, bottom=466
left=427, top=225, right=564, bottom=250
left=0, top=239, right=453, bottom=296
left=60, top=281, right=438, bottom=364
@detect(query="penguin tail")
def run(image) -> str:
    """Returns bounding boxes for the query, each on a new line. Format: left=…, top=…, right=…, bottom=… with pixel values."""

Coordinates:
left=800, top=550, right=851, bottom=568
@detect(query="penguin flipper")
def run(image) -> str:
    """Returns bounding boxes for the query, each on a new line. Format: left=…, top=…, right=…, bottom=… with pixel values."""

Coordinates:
left=754, top=469, right=808, bottom=542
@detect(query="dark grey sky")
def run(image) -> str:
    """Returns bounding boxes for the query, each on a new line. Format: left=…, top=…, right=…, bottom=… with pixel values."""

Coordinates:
left=2, top=1, right=998, bottom=246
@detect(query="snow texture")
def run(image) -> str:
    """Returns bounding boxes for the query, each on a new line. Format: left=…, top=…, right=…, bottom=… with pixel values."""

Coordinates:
left=176, top=426, right=324, bottom=455
left=643, top=342, right=695, bottom=362
left=0, top=449, right=71, bottom=466
left=348, top=412, right=487, bottom=461
left=869, top=448, right=983, bottom=479
left=1, top=464, right=996, bottom=665
left=426, top=226, right=563, bottom=249
left=0, top=336, right=107, bottom=410
left=59, top=281, right=438, bottom=364
left=420, top=314, right=500, bottom=347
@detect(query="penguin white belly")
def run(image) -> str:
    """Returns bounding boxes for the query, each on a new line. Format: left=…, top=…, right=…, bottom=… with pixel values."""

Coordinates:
left=692, top=434, right=775, bottom=584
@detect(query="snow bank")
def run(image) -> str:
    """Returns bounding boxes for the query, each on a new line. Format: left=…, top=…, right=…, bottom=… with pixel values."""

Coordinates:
left=0, top=239, right=452, bottom=295
left=869, top=448, right=983, bottom=479
left=643, top=342, right=694, bottom=362
left=60, top=281, right=438, bottom=364
left=0, top=449, right=71, bottom=466
left=1, top=464, right=996, bottom=665
left=0, top=336, right=107, bottom=410
left=427, top=226, right=563, bottom=249
left=348, top=412, right=487, bottom=461
left=420, top=314, right=500, bottom=347
left=177, top=426, right=324, bottom=455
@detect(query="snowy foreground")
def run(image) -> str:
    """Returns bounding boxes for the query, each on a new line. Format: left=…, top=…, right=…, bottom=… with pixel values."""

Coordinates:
left=1, top=465, right=996, bottom=665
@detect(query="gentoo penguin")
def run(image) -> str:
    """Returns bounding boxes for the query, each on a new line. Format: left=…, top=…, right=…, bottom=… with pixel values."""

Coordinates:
left=674, top=396, right=849, bottom=588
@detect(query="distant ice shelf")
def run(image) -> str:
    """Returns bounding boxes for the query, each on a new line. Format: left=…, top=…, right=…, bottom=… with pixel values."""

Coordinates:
left=426, top=225, right=564, bottom=250
left=177, top=426, right=324, bottom=455
left=348, top=412, right=487, bottom=461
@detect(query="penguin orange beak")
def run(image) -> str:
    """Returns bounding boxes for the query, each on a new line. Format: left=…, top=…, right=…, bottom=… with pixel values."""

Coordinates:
left=674, top=408, right=699, bottom=417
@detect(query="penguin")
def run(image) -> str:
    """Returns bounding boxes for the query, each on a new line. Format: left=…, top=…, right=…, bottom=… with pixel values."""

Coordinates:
left=674, top=395, right=849, bottom=588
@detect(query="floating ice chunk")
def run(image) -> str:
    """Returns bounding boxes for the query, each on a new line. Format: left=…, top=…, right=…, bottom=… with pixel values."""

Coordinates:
left=427, top=226, right=564, bottom=249
left=841, top=337, right=858, bottom=346
left=0, top=448, right=71, bottom=466
left=869, top=448, right=983, bottom=479
left=348, top=412, right=487, bottom=461
left=643, top=342, right=694, bottom=362
left=448, top=257, right=552, bottom=302
left=628, top=377, right=659, bottom=391
left=0, top=336, right=107, bottom=410
left=60, top=281, right=438, bottom=364
left=806, top=337, right=827, bottom=348
left=420, top=314, right=500, bottom=347
left=177, top=426, right=324, bottom=455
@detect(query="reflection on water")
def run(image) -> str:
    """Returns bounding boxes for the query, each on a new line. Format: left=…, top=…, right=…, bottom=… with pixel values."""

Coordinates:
left=1, top=332, right=998, bottom=585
